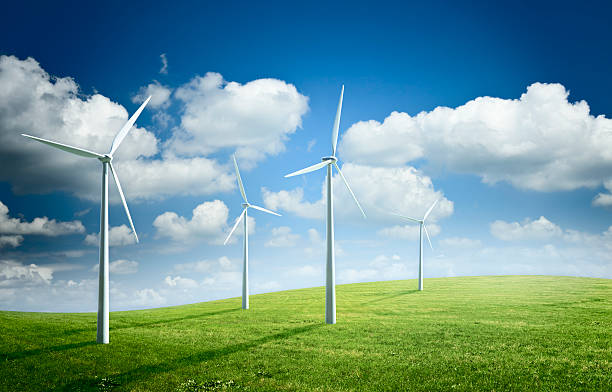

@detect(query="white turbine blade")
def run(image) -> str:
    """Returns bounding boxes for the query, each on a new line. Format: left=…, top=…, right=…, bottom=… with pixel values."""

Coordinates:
left=333, top=162, right=366, bottom=218
left=331, top=85, right=344, bottom=156
left=391, top=212, right=421, bottom=223
left=423, top=198, right=439, bottom=221
left=233, top=155, right=248, bottom=203
left=284, top=160, right=330, bottom=177
left=109, top=162, right=138, bottom=243
left=424, top=224, right=433, bottom=250
left=109, top=96, right=151, bottom=156
left=22, top=134, right=103, bottom=159
left=249, top=204, right=281, bottom=216
left=224, top=209, right=246, bottom=245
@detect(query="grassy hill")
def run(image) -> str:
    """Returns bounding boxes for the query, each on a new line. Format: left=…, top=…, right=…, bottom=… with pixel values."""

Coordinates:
left=1, top=276, right=611, bottom=391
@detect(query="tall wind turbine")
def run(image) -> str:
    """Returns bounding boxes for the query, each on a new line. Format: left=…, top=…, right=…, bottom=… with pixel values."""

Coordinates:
left=284, top=85, right=366, bottom=324
left=393, top=199, right=438, bottom=291
left=224, top=155, right=281, bottom=310
left=22, top=96, right=151, bottom=344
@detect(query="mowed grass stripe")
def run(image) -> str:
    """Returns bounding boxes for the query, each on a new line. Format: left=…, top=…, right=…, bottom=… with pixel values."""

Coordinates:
left=0, top=276, right=610, bottom=391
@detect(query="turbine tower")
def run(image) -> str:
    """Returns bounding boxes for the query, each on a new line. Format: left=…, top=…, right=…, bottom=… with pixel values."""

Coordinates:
left=393, top=199, right=438, bottom=291
left=224, top=155, right=281, bottom=310
left=285, top=85, right=366, bottom=324
left=22, top=96, right=151, bottom=344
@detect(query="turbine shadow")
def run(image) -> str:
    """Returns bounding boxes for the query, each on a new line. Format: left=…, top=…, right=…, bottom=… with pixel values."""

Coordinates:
left=58, top=323, right=323, bottom=391
left=365, top=289, right=418, bottom=304
left=2, top=340, right=97, bottom=361
left=63, top=307, right=241, bottom=335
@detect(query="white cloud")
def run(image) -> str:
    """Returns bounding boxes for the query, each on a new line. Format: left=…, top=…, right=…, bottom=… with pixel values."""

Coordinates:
left=253, top=280, right=281, bottom=292
left=92, top=259, right=138, bottom=275
left=592, top=180, right=612, bottom=208
left=0, top=235, right=23, bottom=248
left=265, top=163, right=453, bottom=223
left=132, top=80, right=172, bottom=109
left=0, top=260, right=54, bottom=286
left=159, top=53, right=168, bottom=74
left=84, top=224, right=137, bottom=247
left=154, top=200, right=252, bottom=244
left=0, top=200, right=84, bottom=237
left=0, top=55, right=234, bottom=202
left=164, top=275, right=199, bottom=289
left=491, top=216, right=563, bottom=241
left=340, top=82, right=612, bottom=192
left=378, top=223, right=441, bottom=240
left=265, top=226, right=300, bottom=247
left=168, top=72, right=309, bottom=166
left=174, top=256, right=235, bottom=274
left=132, top=288, right=167, bottom=307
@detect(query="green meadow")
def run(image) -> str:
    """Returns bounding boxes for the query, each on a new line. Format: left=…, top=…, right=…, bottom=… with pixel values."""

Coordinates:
left=1, top=276, right=610, bottom=391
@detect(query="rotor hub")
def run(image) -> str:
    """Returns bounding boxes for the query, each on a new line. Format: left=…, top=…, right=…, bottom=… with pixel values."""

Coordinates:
left=99, top=155, right=112, bottom=163
left=241, top=203, right=250, bottom=208
left=322, top=156, right=337, bottom=163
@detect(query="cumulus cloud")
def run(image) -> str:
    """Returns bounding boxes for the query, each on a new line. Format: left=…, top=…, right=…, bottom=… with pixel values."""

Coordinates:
left=0, top=200, right=84, bottom=237
left=164, top=275, right=198, bottom=289
left=92, top=259, right=138, bottom=275
left=153, top=200, right=254, bottom=244
left=0, top=55, right=237, bottom=202
left=592, top=180, right=612, bottom=208
left=265, top=226, right=301, bottom=247
left=265, top=163, right=453, bottom=223
left=168, top=72, right=309, bottom=166
left=132, top=80, right=172, bottom=109
left=377, top=223, right=441, bottom=240
left=84, top=224, right=137, bottom=247
left=340, top=82, right=612, bottom=192
left=0, top=235, right=23, bottom=248
left=174, top=256, right=234, bottom=274
left=0, top=260, right=54, bottom=286
left=491, top=216, right=563, bottom=241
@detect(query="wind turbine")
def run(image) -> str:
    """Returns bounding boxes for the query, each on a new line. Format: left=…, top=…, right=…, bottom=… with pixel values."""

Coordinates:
left=22, top=96, right=151, bottom=344
left=224, top=155, right=281, bottom=310
left=393, top=199, right=438, bottom=291
left=284, top=85, right=366, bottom=324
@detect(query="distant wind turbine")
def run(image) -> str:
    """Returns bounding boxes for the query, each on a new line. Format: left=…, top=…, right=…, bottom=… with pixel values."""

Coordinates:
left=393, top=199, right=438, bottom=291
left=285, top=85, right=366, bottom=324
left=224, top=155, right=281, bottom=310
left=22, top=96, right=151, bottom=344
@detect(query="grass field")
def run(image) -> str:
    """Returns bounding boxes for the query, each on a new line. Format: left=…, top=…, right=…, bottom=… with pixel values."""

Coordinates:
left=1, top=275, right=611, bottom=391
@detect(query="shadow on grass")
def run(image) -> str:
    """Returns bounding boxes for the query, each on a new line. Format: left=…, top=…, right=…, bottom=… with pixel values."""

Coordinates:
left=64, top=307, right=241, bottom=335
left=58, top=323, right=323, bottom=391
left=3, top=340, right=97, bottom=361
left=365, top=290, right=418, bottom=304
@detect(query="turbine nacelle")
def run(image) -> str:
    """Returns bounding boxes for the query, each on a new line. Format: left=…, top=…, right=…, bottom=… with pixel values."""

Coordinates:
left=99, top=155, right=113, bottom=163
left=322, top=156, right=337, bottom=163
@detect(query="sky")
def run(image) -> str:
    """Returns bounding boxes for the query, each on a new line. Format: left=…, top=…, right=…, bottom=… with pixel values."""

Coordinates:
left=1, top=0, right=611, bottom=312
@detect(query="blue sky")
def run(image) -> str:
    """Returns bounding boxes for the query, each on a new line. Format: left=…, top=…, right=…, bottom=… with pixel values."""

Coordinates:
left=1, top=1, right=611, bottom=311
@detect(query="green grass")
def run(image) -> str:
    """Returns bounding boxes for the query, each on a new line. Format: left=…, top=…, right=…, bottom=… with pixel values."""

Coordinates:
left=1, top=276, right=611, bottom=391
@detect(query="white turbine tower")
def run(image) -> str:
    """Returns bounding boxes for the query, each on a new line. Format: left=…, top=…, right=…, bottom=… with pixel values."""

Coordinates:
left=22, top=96, right=151, bottom=344
left=224, top=155, right=281, bottom=310
left=393, top=199, right=439, bottom=291
left=284, top=85, right=366, bottom=324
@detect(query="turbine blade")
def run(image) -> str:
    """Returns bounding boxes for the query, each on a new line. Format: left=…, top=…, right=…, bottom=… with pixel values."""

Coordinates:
left=22, top=134, right=103, bottom=159
left=391, top=212, right=421, bottom=223
left=224, top=209, right=246, bottom=245
left=333, top=162, right=366, bottom=218
left=423, top=198, right=439, bottom=221
left=424, top=224, right=433, bottom=250
left=233, top=155, right=248, bottom=203
left=331, top=85, right=344, bottom=156
left=109, top=96, right=151, bottom=156
left=109, top=162, right=138, bottom=243
left=249, top=204, right=281, bottom=216
left=284, top=161, right=330, bottom=177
